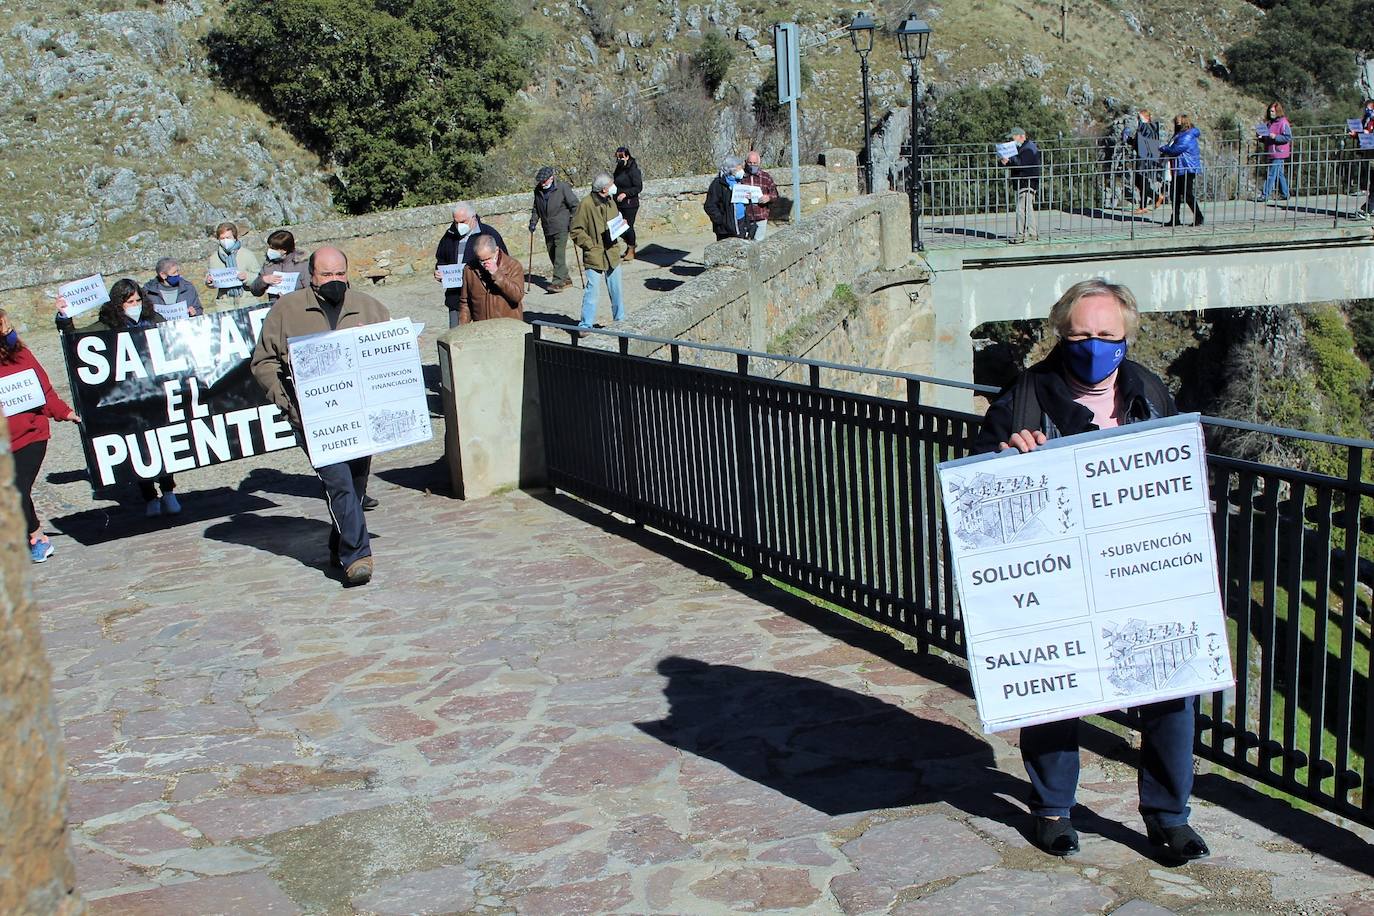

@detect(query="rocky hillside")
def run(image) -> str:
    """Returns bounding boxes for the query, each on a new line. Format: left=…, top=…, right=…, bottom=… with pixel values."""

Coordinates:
left=0, top=0, right=331, bottom=272
left=1, top=0, right=1268, bottom=266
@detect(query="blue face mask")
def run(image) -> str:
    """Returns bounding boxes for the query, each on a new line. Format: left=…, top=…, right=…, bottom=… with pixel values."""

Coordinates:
left=3, top=330, right=17, bottom=349
left=1062, top=337, right=1127, bottom=385
left=164, top=275, right=181, bottom=286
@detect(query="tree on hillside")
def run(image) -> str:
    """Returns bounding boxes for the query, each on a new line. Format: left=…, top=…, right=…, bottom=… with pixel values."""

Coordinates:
left=1226, top=0, right=1374, bottom=112
left=924, top=81, right=1068, bottom=147
left=692, top=30, right=734, bottom=95
left=205, top=0, right=536, bottom=213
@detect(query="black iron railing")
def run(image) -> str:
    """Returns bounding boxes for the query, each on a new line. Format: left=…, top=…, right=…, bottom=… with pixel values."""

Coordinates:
left=532, top=324, right=1374, bottom=828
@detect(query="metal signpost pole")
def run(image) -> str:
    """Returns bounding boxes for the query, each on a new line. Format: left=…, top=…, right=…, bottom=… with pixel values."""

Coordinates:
left=775, top=22, right=803, bottom=223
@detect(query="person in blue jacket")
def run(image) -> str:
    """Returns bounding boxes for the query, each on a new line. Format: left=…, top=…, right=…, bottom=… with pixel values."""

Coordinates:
left=1159, top=115, right=1203, bottom=227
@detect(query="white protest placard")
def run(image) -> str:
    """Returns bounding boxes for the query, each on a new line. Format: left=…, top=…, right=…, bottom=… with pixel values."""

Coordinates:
left=995, top=141, right=1020, bottom=160
left=154, top=299, right=190, bottom=321
left=267, top=271, right=300, bottom=297
left=438, top=264, right=464, bottom=289
left=1359, top=133, right=1374, bottom=151
left=58, top=274, right=109, bottom=317
left=1348, top=118, right=1365, bottom=132
left=0, top=369, right=45, bottom=417
left=288, top=317, right=432, bottom=468
left=607, top=214, right=629, bottom=241
left=1254, top=124, right=1271, bottom=139
left=937, top=415, right=1234, bottom=734
left=730, top=184, right=763, bottom=204
left=208, top=267, right=243, bottom=289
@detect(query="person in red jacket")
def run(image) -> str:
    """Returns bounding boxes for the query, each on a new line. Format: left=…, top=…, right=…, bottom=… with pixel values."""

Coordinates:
left=0, top=308, right=80, bottom=562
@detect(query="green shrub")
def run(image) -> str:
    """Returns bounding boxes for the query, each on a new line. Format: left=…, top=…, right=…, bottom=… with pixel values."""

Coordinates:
left=692, top=30, right=734, bottom=95
left=925, top=80, right=1069, bottom=147
left=753, top=59, right=814, bottom=130
left=1225, top=1, right=1374, bottom=110
left=204, top=0, right=536, bottom=213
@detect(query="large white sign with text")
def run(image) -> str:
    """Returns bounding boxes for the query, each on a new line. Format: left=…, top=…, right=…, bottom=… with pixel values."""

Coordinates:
left=288, top=318, right=431, bottom=468
left=938, top=415, right=1234, bottom=733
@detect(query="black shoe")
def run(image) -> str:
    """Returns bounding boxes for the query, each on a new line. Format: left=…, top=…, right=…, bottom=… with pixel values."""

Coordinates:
left=362, top=494, right=379, bottom=511
left=1145, top=821, right=1210, bottom=862
left=1193, top=213, right=1205, bottom=226
left=1032, top=817, right=1080, bottom=856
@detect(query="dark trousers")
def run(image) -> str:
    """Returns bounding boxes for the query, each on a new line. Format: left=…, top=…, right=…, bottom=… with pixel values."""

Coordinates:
left=12, top=439, right=47, bottom=534
left=618, top=205, right=639, bottom=248
left=137, top=475, right=175, bottom=502
left=1171, top=173, right=1201, bottom=223
left=1021, top=696, right=1196, bottom=826
left=1134, top=170, right=1154, bottom=205
left=544, top=231, right=570, bottom=283
left=316, top=455, right=372, bottom=566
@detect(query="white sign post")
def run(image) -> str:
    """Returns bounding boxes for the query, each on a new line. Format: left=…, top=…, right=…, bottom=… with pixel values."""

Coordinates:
left=937, top=415, right=1234, bottom=733
left=0, top=369, right=45, bottom=417
left=774, top=21, right=802, bottom=223
left=57, top=274, right=109, bottom=318
left=288, top=318, right=432, bottom=468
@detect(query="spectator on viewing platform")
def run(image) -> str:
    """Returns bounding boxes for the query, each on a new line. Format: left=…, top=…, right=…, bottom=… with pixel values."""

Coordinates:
left=528, top=166, right=578, bottom=292
left=973, top=277, right=1210, bottom=865
left=57, top=279, right=181, bottom=517
left=999, top=128, right=1041, bottom=243
left=613, top=146, right=643, bottom=261
left=1349, top=99, right=1374, bottom=219
left=1125, top=110, right=1164, bottom=214
left=569, top=173, right=626, bottom=332
left=1160, top=115, right=1204, bottom=227
left=435, top=202, right=507, bottom=329
left=1256, top=101, right=1292, bottom=202
left=1, top=307, right=80, bottom=563
left=458, top=235, right=525, bottom=324
left=742, top=150, right=779, bottom=240
left=204, top=221, right=261, bottom=306
left=250, top=229, right=311, bottom=302
left=250, top=246, right=390, bottom=586
left=704, top=155, right=750, bottom=241
left=143, top=258, right=204, bottom=318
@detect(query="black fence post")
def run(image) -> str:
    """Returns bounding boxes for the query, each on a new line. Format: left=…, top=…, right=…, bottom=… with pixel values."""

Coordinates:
left=734, top=353, right=760, bottom=573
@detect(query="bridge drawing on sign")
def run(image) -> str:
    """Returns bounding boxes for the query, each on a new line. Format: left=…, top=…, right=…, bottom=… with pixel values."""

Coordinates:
left=947, top=471, right=1069, bottom=548
left=1101, top=618, right=1222, bottom=696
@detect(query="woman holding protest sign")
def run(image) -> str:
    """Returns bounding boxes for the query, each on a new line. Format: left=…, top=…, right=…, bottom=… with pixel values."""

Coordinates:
left=203, top=221, right=261, bottom=307
left=972, top=278, right=1209, bottom=864
left=56, top=279, right=182, bottom=517
left=1, top=308, right=80, bottom=562
left=249, top=229, right=311, bottom=303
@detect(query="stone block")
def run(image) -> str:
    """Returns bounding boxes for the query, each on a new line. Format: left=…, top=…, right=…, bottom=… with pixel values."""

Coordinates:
left=436, top=319, right=545, bottom=500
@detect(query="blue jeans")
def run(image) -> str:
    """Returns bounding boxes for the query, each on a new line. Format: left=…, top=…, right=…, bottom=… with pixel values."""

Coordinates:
left=580, top=265, right=625, bottom=328
left=1262, top=159, right=1289, bottom=199
left=1021, top=695, right=1196, bottom=826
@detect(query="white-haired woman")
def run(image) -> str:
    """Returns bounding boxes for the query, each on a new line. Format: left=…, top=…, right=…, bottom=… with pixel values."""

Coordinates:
left=972, top=278, right=1209, bottom=864
left=703, top=155, right=750, bottom=240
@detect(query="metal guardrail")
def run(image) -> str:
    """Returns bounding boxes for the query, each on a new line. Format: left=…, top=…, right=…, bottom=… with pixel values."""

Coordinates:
left=897, top=126, right=1374, bottom=247
left=531, top=322, right=1374, bottom=828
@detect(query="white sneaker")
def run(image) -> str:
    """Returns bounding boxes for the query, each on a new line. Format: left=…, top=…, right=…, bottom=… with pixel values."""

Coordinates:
left=161, top=492, right=181, bottom=515
left=145, top=498, right=162, bottom=517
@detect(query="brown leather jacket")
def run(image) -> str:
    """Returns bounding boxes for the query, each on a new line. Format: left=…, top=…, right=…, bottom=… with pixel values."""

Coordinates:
left=458, top=251, right=526, bottom=324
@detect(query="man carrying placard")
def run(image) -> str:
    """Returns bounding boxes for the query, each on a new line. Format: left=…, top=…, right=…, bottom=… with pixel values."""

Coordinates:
left=969, top=278, right=1212, bottom=863
left=434, top=202, right=507, bottom=329
left=250, top=246, right=389, bottom=586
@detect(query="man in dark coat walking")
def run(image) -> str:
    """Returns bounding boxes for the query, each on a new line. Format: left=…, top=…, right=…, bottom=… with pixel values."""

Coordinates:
left=435, top=202, right=507, bottom=327
left=528, top=167, right=579, bottom=291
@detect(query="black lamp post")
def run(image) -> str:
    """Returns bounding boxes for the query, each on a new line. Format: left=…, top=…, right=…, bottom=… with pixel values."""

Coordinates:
left=896, top=17, right=931, bottom=252
left=849, top=12, right=876, bottom=194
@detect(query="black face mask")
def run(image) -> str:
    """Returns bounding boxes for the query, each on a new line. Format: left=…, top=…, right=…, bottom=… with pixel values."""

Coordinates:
left=315, top=280, right=348, bottom=307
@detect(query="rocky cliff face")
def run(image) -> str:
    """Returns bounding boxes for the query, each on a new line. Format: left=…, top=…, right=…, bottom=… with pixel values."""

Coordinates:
left=0, top=0, right=332, bottom=271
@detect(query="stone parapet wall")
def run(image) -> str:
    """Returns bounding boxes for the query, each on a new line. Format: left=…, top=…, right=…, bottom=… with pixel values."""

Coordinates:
left=2, top=163, right=849, bottom=332
left=0, top=426, right=83, bottom=914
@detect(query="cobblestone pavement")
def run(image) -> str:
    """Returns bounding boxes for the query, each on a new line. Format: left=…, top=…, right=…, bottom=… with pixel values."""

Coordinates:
left=18, top=234, right=1374, bottom=914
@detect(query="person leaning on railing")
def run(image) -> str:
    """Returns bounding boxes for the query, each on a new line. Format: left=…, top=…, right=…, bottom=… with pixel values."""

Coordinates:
left=972, top=277, right=1211, bottom=865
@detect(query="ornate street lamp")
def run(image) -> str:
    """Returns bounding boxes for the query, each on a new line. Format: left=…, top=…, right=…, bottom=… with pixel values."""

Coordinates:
left=848, top=12, right=877, bottom=194
left=896, top=17, right=931, bottom=251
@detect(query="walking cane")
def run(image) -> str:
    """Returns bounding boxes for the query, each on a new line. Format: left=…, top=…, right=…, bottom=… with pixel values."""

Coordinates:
left=525, top=230, right=534, bottom=292
left=574, top=246, right=586, bottom=289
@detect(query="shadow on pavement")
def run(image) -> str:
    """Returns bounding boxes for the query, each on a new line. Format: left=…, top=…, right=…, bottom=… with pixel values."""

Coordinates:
left=237, top=467, right=322, bottom=500
left=203, top=511, right=336, bottom=569
left=644, top=277, right=684, bottom=292
left=375, top=459, right=452, bottom=496
left=636, top=655, right=1020, bottom=817
left=50, top=488, right=278, bottom=546
left=632, top=244, right=691, bottom=268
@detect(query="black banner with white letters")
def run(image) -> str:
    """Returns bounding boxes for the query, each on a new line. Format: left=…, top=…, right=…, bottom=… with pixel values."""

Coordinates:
left=60, top=304, right=299, bottom=488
